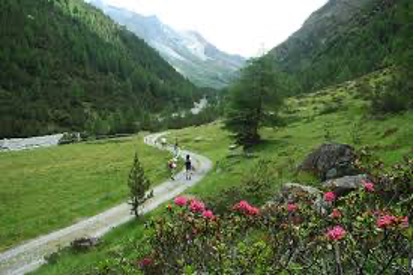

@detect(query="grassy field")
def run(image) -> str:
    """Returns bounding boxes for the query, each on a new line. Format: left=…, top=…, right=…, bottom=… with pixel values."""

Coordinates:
left=165, top=75, right=412, bottom=199
left=0, top=133, right=172, bottom=251
left=33, top=71, right=412, bottom=274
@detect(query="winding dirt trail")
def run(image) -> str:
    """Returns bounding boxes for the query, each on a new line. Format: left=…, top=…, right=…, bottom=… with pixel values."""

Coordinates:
left=0, top=132, right=212, bottom=275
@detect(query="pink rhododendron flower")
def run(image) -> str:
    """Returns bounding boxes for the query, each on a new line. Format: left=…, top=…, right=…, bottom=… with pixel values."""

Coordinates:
left=174, top=196, right=187, bottom=206
left=233, top=200, right=260, bottom=216
left=326, top=225, right=346, bottom=241
left=377, top=214, right=397, bottom=228
left=246, top=206, right=260, bottom=216
left=233, top=200, right=250, bottom=210
left=324, top=191, right=336, bottom=202
left=139, top=257, right=153, bottom=268
left=202, top=210, right=214, bottom=219
left=287, top=203, right=298, bottom=212
left=330, top=208, right=342, bottom=219
left=189, top=199, right=205, bottom=213
left=363, top=181, right=375, bottom=192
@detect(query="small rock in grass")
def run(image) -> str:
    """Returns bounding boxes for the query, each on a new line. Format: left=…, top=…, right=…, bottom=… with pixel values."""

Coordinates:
left=71, top=237, right=99, bottom=250
left=322, top=174, right=369, bottom=197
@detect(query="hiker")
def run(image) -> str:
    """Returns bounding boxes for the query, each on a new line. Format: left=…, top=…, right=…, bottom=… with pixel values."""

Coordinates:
left=168, top=158, right=177, bottom=180
left=185, top=154, right=192, bottom=180
left=160, top=137, right=167, bottom=148
left=173, top=140, right=179, bottom=157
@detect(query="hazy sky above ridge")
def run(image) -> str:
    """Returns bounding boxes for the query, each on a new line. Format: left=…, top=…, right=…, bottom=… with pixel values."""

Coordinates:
left=93, top=0, right=327, bottom=57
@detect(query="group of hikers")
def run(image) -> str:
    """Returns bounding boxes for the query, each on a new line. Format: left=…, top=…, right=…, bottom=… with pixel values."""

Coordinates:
left=162, top=138, right=193, bottom=181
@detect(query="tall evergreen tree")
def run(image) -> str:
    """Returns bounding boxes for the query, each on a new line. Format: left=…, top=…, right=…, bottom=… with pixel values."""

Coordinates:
left=127, top=152, right=153, bottom=217
left=224, top=57, right=288, bottom=150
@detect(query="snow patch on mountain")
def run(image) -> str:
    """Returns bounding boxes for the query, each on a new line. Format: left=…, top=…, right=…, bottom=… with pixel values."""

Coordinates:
left=179, top=31, right=210, bottom=61
left=152, top=41, right=186, bottom=61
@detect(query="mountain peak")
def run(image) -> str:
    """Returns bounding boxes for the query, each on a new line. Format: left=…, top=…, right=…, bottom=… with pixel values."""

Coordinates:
left=145, top=14, right=160, bottom=22
left=90, top=5, right=246, bottom=88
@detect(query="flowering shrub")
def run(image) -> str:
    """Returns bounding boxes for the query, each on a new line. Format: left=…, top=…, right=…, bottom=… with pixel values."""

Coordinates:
left=363, top=180, right=375, bottom=192
left=174, top=196, right=187, bottom=206
left=376, top=213, right=408, bottom=229
left=96, top=156, right=411, bottom=275
left=287, top=203, right=298, bottom=212
left=233, top=200, right=260, bottom=216
left=326, top=225, right=346, bottom=241
left=137, top=156, right=412, bottom=275
left=330, top=208, right=342, bottom=219
left=324, top=191, right=336, bottom=202
left=189, top=199, right=205, bottom=213
left=202, top=210, right=214, bottom=219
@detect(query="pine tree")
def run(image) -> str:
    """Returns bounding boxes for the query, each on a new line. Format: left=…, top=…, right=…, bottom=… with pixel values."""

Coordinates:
left=224, top=57, right=288, bottom=150
left=127, top=152, right=153, bottom=217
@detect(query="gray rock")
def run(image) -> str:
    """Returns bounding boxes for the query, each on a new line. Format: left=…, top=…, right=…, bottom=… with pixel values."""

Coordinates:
left=322, top=174, right=369, bottom=196
left=325, top=168, right=338, bottom=179
left=71, top=237, right=99, bottom=250
left=299, top=143, right=358, bottom=180
left=280, top=183, right=322, bottom=199
left=271, top=183, right=329, bottom=215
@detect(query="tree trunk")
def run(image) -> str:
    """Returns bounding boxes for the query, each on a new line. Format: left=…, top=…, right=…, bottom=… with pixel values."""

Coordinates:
left=133, top=197, right=139, bottom=217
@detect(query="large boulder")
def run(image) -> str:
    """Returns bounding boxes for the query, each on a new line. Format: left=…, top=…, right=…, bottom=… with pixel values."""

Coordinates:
left=322, top=174, right=369, bottom=196
left=299, top=143, right=358, bottom=180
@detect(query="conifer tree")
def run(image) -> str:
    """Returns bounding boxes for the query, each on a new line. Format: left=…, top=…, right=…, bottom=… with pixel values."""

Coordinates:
left=224, top=57, right=288, bottom=150
left=127, top=152, right=153, bottom=217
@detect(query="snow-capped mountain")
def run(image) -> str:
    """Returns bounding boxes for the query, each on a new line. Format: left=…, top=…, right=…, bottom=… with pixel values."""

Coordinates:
left=87, top=0, right=246, bottom=88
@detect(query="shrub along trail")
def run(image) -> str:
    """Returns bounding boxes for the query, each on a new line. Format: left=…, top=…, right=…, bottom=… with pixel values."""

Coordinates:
left=0, top=132, right=213, bottom=275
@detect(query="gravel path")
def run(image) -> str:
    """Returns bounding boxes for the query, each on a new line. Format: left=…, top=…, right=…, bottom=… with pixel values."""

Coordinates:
left=0, top=132, right=213, bottom=275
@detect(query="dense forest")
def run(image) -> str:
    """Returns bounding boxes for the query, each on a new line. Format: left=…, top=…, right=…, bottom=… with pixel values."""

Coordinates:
left=0, top=0, right=204, bottom=138
left=266, top=0, right=412, bottom=96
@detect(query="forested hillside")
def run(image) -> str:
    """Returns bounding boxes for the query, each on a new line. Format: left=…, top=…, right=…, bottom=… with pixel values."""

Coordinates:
left=266, top=0, right=412, bottom=95
left=0, top=0, right=202, bottom=138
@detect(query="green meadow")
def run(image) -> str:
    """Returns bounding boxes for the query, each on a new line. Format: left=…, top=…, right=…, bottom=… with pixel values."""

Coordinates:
left=0, top=134, right=170, bottom=251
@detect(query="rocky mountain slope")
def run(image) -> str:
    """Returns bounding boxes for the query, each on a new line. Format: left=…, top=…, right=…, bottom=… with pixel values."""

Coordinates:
left=88, top=0, right=246, bottom=89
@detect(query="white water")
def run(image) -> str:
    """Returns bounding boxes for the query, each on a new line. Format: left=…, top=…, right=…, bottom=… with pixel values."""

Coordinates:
left=0, top=134, right=63, bottom=152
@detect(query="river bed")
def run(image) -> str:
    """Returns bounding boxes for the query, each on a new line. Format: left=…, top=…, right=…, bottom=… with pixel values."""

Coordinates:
left=0, top=134, right=63, bottom=152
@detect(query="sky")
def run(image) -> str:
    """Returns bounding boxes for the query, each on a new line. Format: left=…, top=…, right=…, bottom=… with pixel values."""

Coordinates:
left=96, top=0, right=327, bottom=57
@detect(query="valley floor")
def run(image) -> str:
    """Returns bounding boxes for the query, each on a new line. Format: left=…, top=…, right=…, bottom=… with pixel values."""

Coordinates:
left=31, top=72, right=412, bottom=274
left=0, top=133, right=170, bottom=251
left=0, top=133, right=212, bottom=274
